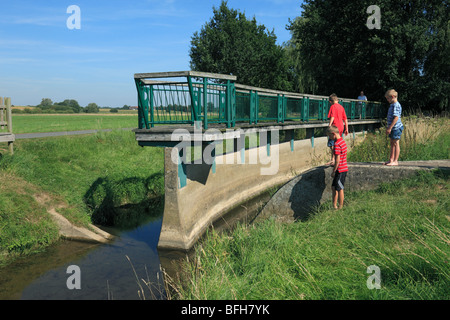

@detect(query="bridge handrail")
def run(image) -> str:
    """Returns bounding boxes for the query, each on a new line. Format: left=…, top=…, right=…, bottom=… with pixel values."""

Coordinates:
left=134, top=71, right=383, bottom=129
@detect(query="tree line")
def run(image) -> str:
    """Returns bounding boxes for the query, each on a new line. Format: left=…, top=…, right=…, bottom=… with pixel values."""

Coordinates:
left=189, top=0, right=449, bottom=112
left=13, top=98, right=132, bottom=114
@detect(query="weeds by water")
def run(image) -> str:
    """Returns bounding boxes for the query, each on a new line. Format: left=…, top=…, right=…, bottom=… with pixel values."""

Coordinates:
left=124, top=255, right=168, bottom=300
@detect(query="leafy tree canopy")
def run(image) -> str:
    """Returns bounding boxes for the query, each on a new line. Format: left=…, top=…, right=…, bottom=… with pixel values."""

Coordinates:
left=288, top=0, right=449, bottom=111
left=189, top=0, right=292, bottom=91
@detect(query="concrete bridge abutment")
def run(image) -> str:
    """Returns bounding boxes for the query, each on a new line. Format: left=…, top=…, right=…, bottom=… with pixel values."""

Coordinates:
left=152, top=122, right=376, bottom=250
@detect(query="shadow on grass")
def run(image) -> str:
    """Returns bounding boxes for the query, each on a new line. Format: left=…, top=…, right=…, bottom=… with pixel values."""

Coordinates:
left=83, top=172, right=164, bottom=229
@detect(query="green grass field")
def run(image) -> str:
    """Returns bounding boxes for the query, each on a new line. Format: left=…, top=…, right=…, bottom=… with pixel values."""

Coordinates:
left=11, top=114, right=138, bottom=134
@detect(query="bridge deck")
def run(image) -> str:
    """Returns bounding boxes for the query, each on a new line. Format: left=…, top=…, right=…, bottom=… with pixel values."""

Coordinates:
left=134, top=119, right=381, bottom=145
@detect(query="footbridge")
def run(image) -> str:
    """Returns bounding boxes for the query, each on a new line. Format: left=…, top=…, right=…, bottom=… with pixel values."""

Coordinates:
left=133, top=71, right=383, bottom=250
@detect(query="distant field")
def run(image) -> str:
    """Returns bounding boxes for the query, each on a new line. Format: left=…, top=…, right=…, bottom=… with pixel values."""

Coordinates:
left=11, top=114, right=138, bottom=134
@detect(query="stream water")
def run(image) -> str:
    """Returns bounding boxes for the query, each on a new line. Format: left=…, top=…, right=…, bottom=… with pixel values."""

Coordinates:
left=0, top=216, right=166, bottom=300
left=0, top=190, right=270, bottom=300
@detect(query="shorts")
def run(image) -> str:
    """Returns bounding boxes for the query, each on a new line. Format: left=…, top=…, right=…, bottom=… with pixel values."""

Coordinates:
left=332, top=171, right=347, bottom=191
left=327, top=139, right=335, bottom=147
left=389, top=126, right=403, bottom=140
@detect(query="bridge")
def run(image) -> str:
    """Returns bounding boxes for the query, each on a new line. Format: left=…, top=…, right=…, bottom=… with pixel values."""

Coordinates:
left=133, top=71, right=384, bottom=250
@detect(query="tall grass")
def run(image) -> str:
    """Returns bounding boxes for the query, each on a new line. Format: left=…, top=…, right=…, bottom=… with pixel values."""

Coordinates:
left=0, top=173, right=60, bottom=264
left=349, top=116, right=450, bottom=162
left=0, top=130, right=164, bottom=226
left=165, top=169, right=449, bottom=300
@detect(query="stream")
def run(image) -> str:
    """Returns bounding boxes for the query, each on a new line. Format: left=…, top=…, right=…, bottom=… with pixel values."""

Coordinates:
left=0, top=216, right=167, bottom=300
left=0, top=189, right=270, bottom=300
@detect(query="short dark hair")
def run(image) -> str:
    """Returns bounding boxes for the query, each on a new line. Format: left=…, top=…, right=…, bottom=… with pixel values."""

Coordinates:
left=329, top=93, right=338, bottom=102
left=327, top=125, right=339, bottom=134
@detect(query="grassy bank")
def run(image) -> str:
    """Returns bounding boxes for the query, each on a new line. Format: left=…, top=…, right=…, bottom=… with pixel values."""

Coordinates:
left=0, top=130, right=164, bottom=266
left=0, top=172, right=60, bottom=263
left=167, top=169, right=449, bottom=299
left=165, top=116, right=449, bottom=300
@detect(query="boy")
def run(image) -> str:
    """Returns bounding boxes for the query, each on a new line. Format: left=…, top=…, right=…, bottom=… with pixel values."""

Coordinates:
left=384, top=89, right=403, bottom=166
left=327, top=125, right=348, bottom=210
left=327, top=94, right=348, bottom=166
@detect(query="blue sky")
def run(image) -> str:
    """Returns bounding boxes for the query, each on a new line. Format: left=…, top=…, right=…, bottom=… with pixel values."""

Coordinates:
left=0, top=0, right=303, bottom=108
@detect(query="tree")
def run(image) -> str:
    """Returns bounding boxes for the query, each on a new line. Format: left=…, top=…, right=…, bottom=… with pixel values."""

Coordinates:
left=39, top=98, right=53, bottom=109
left=189, top=0, right=292, bottom=91
left=284, top=20, right=319, bottom=94
left=288, top=0, right=449, bottom=111
left=421, top=1, right=450, bottom=111
left=54, top=99, right=82, bottom=113
left=85, top=103, right=99, bottom=113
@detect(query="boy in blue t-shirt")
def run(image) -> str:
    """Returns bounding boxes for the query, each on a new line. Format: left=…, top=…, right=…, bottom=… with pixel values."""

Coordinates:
left=384, top=89, right=403, bottom=166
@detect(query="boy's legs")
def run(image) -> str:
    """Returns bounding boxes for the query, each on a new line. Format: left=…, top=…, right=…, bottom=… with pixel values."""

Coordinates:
left=331, top=172, right=346, bottom=209
left=386, top=139, right=400, bottom=166
left=331, top=186, right=345, bottom=209
left=332, top=186, right=338, bottom=209
left=338, top=189, right=344, bottom=209
left=385, top=139, right=395, bottom=165
left=386, top=126, right=402, bottom=165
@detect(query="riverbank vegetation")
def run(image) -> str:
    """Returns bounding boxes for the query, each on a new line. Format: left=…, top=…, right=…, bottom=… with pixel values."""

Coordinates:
left=165, top=116, right=449, bottom=300
left=0, top=130, right=164, bottom=267
left=166, top=169, right=449, bottom=300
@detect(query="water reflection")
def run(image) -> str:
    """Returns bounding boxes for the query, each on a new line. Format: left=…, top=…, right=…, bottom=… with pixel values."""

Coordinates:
left=0, top=218, right=165, bottom=300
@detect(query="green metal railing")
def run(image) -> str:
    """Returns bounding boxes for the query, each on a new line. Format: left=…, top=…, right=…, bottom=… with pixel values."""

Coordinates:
left=134, top=71, right=383, bottom=129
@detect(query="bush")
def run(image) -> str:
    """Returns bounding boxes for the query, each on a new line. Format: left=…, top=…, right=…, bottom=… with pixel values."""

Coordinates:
left=84, top=173, right=164, bottom=228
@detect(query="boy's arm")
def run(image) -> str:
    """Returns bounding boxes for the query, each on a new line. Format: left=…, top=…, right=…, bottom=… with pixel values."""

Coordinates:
left=328, top=116, right=335, bottom=127
left=386, top=116, right=398, bottom=134
left=344, top=119, right=349, bottom=136
left=331, top=154, right=340, bottom=177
